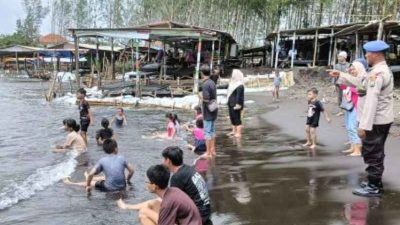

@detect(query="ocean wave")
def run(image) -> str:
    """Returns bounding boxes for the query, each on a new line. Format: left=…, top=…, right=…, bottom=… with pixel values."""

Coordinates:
left=0, top=151, right=78, bottom=210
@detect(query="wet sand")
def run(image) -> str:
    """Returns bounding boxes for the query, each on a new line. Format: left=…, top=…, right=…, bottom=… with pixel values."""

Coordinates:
left=208, top=91, right=400, bottom=225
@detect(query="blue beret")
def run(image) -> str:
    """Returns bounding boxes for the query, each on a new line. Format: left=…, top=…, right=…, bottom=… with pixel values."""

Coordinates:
left=363, top=40, right=389, bottom=52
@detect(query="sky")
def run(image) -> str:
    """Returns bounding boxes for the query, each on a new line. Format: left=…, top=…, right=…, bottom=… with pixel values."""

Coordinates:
left=0, top=0, right=51, bottom=35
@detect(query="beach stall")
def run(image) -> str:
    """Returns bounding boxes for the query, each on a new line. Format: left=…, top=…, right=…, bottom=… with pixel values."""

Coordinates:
left=69, top=21, right=237, bottom=96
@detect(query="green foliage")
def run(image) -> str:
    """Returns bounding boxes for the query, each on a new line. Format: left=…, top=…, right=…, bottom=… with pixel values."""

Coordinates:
left=0, top=33, right=33, bottom=48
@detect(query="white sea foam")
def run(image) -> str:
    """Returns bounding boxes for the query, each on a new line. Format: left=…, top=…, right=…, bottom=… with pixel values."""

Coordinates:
left=0, top=151, right=78, bottom=210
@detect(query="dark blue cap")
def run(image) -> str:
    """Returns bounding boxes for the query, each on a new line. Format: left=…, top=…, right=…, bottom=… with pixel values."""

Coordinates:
left=354, top=58, right=368, bottom=70
left=363, top=40, right=389, bottom=53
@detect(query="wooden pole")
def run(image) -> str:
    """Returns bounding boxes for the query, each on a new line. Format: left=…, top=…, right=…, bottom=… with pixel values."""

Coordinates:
left=194, top=37, right=202, bottom=94
left=16, top=52, right=19, bottom=74
left=312, top=29, right=319, bottom=67
left=163, top=41, right=167, bottom=80
left=210, top=40, right=215, bottom=71
left=274, top=32, right=280, bottom=69
left=217, top=37, right=221, bottom=65
left=135, top=40, right=141, bottom=98
left=147, top=41, right=151, bottom=62
left=355, top=31, right=359, bottom=59
left=290, top=32, right=296, bottom=68
left=333, top=37, right=338, bottom=66
left=74, top=33, right=81, bottom=88
left=270, top=38, right=275, bottom=67
left=377, top=21, right=384, bottom=40
left=328, top=28, right=334, bottom=66
left=111, top=37, right=115, bottom=79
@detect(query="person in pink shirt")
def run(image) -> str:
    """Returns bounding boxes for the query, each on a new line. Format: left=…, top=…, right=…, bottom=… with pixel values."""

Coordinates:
left=185, top=119, right=206, bottom=155
left=143, top=113, right=176, bottom=140
left=340, top=59, right=366, bottom=156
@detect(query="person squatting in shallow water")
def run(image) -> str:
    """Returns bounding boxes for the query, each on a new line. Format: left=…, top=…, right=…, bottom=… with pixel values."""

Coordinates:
left=54, top=118, right=86, bottom=153
left=303, top=88, right=331, bottom=150
left=111, top=108, right=128, bottom=127
left=328, top=40, right=394, bottom=197
left=96, top=118, right=114, bottom=145
left=76, top=88, right=94, bottom=144
left=63, top=139, right=135, bottom=193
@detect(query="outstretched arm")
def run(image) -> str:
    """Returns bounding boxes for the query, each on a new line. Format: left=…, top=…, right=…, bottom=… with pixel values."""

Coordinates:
left=324, top=111, right=331, bottom=123
left=123, top=115, right=128, bottom=126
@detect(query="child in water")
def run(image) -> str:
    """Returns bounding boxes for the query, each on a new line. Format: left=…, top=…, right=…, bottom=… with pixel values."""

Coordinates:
left=76, top=88, right=94, bottom=143
left=304, top=88, right=331, bottom=150
left=96, top=118, right=114, bottom=145
left=184, top=119, right=206, bottom=155
left=111, top=108, right=127, bottom=127
left=55, top=119, right=86, bottom=153
left=142, top=113, right=176, bottom=140
left=63, top=139, right=135, bottom=193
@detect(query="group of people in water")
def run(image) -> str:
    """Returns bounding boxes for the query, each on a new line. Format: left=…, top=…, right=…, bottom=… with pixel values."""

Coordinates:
left=53, top=64, right=248, bottom=225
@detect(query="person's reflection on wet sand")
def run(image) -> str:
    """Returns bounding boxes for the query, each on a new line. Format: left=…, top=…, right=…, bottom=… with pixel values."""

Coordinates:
left=344, top=201, right=368, bottom=225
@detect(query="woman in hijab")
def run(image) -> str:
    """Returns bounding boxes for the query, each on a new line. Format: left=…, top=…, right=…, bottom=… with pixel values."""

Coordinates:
left=331, top=58, right=368, bottom=156
left=227, top=69, right=245, bottom=137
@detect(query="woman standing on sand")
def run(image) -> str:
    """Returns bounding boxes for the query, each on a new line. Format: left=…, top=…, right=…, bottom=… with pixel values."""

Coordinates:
left=227, top=69, right=245, bottom=138
left=333, top=59, right=368, bottom=156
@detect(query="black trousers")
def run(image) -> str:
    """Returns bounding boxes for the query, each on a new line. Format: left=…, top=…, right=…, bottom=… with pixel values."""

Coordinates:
left=361, top=123, right=392, bottom=186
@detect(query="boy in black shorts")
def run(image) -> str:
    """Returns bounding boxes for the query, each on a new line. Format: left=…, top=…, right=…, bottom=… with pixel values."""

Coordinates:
left=76, top=88, right=93, bottom=143
left=303, top=88, right=331, bottom=150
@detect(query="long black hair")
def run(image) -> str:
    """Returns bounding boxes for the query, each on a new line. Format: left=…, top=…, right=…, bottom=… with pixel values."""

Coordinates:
left=101, top=118, right=110, bottom=129
left=165, top=113, right=176, bottom=125
left=64, top=118, right=80, bottom=132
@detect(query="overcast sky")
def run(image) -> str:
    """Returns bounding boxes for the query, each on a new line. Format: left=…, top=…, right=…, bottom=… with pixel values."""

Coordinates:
left=0, top=0, right=51, bottom=35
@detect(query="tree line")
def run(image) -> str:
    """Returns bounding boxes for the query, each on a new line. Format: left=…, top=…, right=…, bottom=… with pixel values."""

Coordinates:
left=1, top=0, right=399, bottom=48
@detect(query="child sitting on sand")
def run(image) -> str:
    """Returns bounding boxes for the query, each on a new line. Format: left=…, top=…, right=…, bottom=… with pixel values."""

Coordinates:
left=96, top=118, right=114, bottom=145
left=184, top=119, right=206, bottom=155
left=304, top=88, right=331, bottom=150
left=63, top=139, right=134, bottom=193
left=55, top=119, right=86, bottom=153
left=111, top=108, right=127, bottom=127
left=143, top=113, right=176, bottom=140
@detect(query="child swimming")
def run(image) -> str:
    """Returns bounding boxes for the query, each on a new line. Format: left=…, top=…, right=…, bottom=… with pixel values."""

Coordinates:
left=142, top=113, right=176, bottom=140
left=111, top=108, right=127, bottom=127
left=96, top=118, right=114, bottom=145
left=55, top=119, right=86, bottom=153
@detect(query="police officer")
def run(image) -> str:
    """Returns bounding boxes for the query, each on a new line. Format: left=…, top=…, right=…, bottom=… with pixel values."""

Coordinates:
left=328, top=40, right=394, bottom=197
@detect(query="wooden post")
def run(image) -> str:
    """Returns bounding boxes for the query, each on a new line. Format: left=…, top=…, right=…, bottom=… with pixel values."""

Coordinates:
left=377, top=20, right=384, bottom=40
left=16, top=52, right=19, bottom=74
left=270, top=38, right=275, bottom=67
left=333, top=37, right=338, bottom=66
left=135, top=40, right=141, bottom=98
left=210, top=40, right=215, bottom=71
left=290, top=32, right=296, bottom=68
left=355, top=31, right=359, bottom=59
left=328, top=28, right=334, bottom=66
left=147, top=41, right=151, bottom=62
left=194, top=37, right=202, bottom=94
left=74, top=33, right=81, bottom=88
left=274, top=32, right=280, bottom=69
left=163, top=42, right=166, bottom=80
left=217, top=37, right=221, bottom=65
left=312, top=29, right=319, bottom=67
left=111, top=37, right=115, bottom=79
